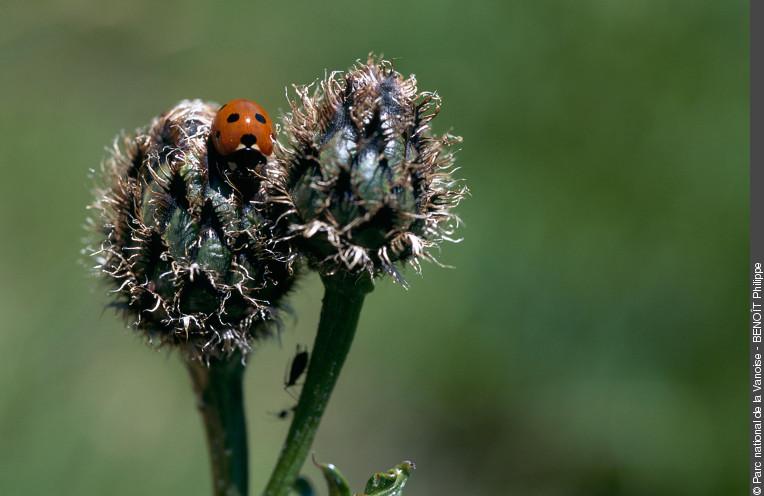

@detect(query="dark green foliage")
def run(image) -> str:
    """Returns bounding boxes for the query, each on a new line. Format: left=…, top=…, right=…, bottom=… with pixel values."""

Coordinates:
left=314, top=458, right=415, bottom=496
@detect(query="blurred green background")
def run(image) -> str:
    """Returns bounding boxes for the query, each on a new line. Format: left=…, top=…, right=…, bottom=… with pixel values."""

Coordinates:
left=0, top=1, right=747, bottom=495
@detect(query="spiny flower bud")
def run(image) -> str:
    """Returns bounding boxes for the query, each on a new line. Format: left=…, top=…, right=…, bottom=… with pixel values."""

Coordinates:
left=87, top=100, right=294, bottom=359
left=272, top=56, right=467, bottom=283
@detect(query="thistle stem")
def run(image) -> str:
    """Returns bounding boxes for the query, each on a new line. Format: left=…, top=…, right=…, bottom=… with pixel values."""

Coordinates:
left=263, top=272, right=374, bottom=496
left=186, top=353, right=249, bottom=496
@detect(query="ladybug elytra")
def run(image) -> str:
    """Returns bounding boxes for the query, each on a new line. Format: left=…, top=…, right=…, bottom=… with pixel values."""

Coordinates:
left=210, top=99, right=274, bottom=157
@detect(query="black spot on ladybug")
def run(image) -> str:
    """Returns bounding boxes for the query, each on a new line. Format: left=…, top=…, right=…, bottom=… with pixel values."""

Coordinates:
left=215, top=130, right=221, bottom=139
left=240, top=134, right=257, bottom=147
left=255, top=113, right=266, bottom=124
left=227, top=113, right=240, bottom=123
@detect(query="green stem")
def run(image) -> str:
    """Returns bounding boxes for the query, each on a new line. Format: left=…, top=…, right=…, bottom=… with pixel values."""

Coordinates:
left=263, top=271, right=374, bottom=496
left=186, top=353, right=249, bottom=496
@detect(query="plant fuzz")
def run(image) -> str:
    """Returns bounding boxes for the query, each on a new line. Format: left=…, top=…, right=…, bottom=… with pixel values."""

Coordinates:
left=88, top=100, right=294, bottom=360
left=271, top=56, right=467, bottom=283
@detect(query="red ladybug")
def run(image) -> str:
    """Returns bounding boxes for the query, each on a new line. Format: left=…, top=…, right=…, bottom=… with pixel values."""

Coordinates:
left=210, top=99, right=274, bottom=157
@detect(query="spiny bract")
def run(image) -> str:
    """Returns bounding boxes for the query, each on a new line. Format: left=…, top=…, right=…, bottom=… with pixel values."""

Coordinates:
left=270, top=56, right=467, bottom=284
left=87, top=100, right=294, bottom=359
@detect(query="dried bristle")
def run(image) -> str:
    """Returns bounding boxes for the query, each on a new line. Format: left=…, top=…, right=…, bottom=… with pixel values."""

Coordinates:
left=88, top=99, right=295, bottom=360
left=271, top=56, right=467, bottom=283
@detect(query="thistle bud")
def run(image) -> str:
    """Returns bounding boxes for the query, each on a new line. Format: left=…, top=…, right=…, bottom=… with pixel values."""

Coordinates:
left=272, top=56, right=467, bottom=283
left=87, top=100, right=294, bottom=359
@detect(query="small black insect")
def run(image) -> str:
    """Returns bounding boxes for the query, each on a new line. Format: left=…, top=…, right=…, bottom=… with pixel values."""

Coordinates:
left=271, top=404, right=297, bottom=421
left=284, top=344, right=309, bottom=396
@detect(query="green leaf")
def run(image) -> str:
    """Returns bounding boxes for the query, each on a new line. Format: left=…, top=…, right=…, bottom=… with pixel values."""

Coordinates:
left=315, top=459, right=351, bottom=496
left=164, top=206, right=198, bottom=259
left=196, top=227, right=231, bottom=277
left=363, top=461, right=415, bottom=496
left=313, top=459, right=415, bottom=496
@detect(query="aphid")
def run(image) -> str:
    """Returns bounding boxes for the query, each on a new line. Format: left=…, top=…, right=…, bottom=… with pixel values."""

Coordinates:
left=284, top=344, right=309, bottom=395
left=271, top=404, right=297, bottom=421
left=210, top=99, right=274, bottom=157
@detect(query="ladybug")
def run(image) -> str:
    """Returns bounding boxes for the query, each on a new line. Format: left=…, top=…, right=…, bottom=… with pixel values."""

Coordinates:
left=210, top=99, right=274, bottom=157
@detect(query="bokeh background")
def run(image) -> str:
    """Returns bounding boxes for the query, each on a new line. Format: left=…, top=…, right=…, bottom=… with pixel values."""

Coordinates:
left=0, top=1, right=747, bottom=495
